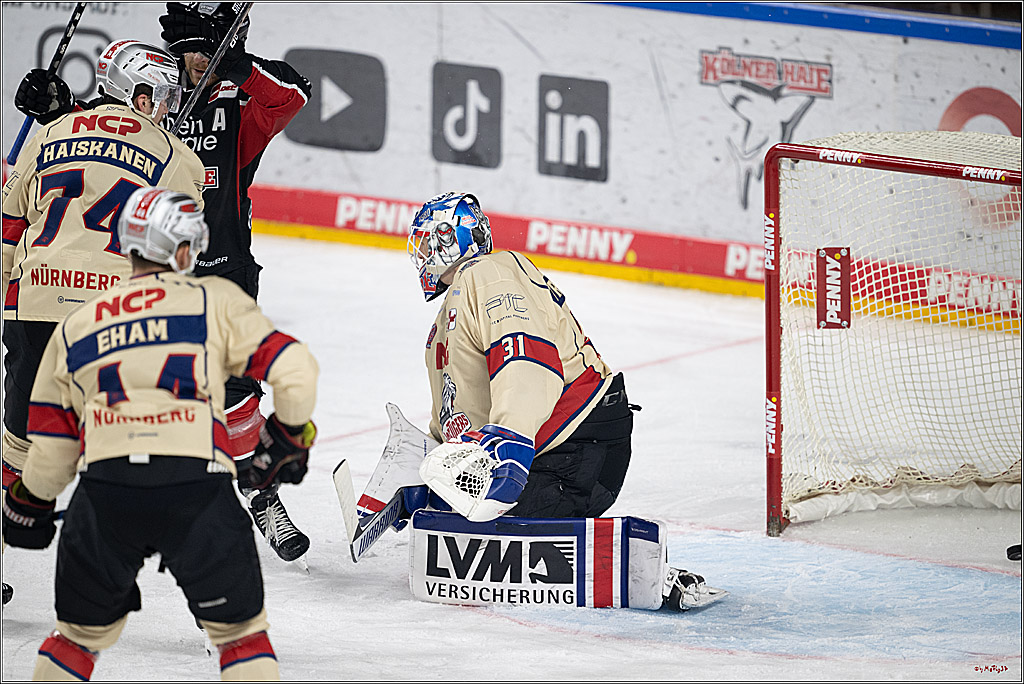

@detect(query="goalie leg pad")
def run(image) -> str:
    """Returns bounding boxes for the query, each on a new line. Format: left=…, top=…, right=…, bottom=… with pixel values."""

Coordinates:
left=33, top=630, right=100, bottom=681
left=409, top=511, right=666, bottom=609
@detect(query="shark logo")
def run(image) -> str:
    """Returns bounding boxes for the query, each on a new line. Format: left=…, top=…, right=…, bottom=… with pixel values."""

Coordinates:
left=701, top=48, right=832, bottom=209
left=528, top=541, right=575, bottom=584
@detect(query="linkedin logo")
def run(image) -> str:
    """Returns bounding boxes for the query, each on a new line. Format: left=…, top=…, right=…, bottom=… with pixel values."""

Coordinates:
left=432, top=63, right=502, bottom=168
left=538, top=75, right=609, bottom=182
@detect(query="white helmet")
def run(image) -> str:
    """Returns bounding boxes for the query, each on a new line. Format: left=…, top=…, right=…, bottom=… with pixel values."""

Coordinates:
left=96, top=40, right=182, bottom=120
left=408, top=192, right=492, bottom=301
left=119, top=187, right=209, bottom=274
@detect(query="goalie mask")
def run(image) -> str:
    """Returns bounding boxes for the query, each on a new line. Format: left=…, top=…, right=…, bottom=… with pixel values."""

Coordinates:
left=96, top=40, right=182, bottom=123
left=408, top=192, right=493, bottom=301
left=119, top=187, right=209, bottom=275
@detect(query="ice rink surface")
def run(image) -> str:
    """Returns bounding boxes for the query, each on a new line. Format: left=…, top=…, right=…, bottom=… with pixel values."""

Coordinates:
left=2, top=233, right=1021, bottom=681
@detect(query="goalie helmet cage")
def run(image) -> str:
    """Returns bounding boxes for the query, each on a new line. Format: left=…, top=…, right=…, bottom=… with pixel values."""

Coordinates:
left=763, top=131, right=1022, bottom=537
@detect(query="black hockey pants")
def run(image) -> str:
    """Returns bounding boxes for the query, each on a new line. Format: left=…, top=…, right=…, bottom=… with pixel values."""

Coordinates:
left=2, top=320, right=58, bottom=440
left=513, top=372, right=636, bottom=518
left=56, top=457, right=265, bottom=626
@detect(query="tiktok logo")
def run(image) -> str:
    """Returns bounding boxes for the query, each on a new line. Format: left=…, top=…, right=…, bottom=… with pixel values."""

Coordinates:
left=432, top=63, right=502, bottom=168
left=538, top=75, right=609, bottom=182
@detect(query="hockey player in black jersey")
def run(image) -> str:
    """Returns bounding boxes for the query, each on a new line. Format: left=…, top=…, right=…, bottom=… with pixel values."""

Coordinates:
left=158, top=2, right=314, bottom=564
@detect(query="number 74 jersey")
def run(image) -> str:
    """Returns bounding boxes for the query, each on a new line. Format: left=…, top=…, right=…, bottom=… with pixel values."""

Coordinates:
left=2, top=103, right=205, bottom=322
left=425, top=250, right=613, bottom=454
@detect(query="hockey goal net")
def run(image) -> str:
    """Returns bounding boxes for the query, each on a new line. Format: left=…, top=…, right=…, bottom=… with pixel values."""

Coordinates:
left=764, top=131, right=1022, bottom=536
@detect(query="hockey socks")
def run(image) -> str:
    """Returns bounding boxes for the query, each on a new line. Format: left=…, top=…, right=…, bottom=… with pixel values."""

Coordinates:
left=33, top=631, right=98, bottom=681
left=219, top=631, right=279, bottom=681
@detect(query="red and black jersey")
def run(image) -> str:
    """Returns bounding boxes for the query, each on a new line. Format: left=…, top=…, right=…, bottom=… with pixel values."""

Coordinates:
left=166, top=55, right=310, bottom=297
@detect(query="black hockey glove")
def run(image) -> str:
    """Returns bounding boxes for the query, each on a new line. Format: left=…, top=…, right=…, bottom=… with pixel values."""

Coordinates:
left=159, top=3, right=247, bottom=76
left=248, top=414, right=316, bottom=490
left=2, top=479, right=57, bottom=550
left=160, top=3, right=221, bottom=58
left=15, top=69, right=74, bottom=125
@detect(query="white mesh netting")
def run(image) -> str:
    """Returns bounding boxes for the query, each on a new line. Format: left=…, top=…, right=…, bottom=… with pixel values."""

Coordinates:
left=775, top=131, right=1022, bottom=519
left=431, top=443, right=495, bottom=499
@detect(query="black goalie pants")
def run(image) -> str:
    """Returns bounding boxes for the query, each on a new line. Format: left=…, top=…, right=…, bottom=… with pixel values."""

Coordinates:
left=55, top=457, right=264, bottom=627
left=512, top=372, right=635, bottom=519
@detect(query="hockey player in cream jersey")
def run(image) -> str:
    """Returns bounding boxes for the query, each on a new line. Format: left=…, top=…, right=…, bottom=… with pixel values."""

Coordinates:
left=346, top=195, right=624, bottom=527
left=412, top=195, right=625, bottom=519
left=1, top=40, right=205, bottom=606
left=1, top=187, right=318, bottom=680
left=368, top=192, right=722, bottom=611
left=2, top=42, right=203, bottom=467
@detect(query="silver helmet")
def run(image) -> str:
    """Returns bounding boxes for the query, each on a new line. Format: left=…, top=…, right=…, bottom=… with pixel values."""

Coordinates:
left=119, top=187, right=208, bottom=274
left=96, top=40, right=182, bottom=121
left=408, top=192, right=492, bottom=301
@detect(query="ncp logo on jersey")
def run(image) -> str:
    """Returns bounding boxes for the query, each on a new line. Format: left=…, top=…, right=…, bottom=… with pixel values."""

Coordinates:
left=432, top=63, right=502, bottom=168
left=538, top=75, right=609, bottom=182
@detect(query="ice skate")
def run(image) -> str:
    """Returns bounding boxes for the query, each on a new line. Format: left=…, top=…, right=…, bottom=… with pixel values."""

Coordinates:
left=662, top=567, right=727, bottom=611
left=248, top=485, right=310, bottom=563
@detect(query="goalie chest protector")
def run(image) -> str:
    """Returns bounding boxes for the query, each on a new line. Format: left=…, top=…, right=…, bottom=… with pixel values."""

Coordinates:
left=409, top=511, right=666, bottom=610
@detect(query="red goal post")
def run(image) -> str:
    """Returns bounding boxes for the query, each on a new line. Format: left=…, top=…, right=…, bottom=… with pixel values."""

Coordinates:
left=763, top=131, right=1022, bottom=536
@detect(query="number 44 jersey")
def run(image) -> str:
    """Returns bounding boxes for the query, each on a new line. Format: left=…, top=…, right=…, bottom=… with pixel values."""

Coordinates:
left=425, top=250, right=613, bottom=454
left=2, top=103, right=205, bottom=322
left=21, top=271, right=318, bottom=501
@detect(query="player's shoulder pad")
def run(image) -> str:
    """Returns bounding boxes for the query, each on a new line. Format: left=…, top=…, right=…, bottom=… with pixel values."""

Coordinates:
left=193, top=274, right=257, bottom=305
left=452, top=251, right=518, bottom=286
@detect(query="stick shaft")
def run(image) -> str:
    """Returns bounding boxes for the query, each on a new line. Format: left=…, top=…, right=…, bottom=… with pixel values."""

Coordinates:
left=6, top=2, right=88, bottom=166
left=171, top=2, right=254, bottom=136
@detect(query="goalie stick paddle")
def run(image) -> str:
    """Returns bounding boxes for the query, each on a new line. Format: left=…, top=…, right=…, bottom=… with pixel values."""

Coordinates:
left=348, top=489, right=407, bottom=563
left=171, top=1, right=254, bottom=136
left=331, top=459, right=408, bottom=563
left=332, top=459, right=360, bottom=545
left=6, top=2, right=88, bottom=165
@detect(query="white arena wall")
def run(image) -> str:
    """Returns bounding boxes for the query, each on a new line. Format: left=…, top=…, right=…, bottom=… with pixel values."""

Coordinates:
left=1, top=2, right=1020, bottom=295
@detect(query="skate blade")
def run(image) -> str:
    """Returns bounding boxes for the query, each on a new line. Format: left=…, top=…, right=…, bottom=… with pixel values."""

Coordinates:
left=680, top=586, right=728, bottom=610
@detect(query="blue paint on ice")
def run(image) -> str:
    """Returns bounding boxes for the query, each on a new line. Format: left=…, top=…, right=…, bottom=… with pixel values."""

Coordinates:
left=492, top=530, right=1022, bottom=661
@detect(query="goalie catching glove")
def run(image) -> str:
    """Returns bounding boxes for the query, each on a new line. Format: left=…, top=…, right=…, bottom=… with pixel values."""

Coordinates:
left=246, top=414, right=316, bottom=491
left=2, top=478, right=57, bottom=550
left=419, top=424, right=534, bottom=523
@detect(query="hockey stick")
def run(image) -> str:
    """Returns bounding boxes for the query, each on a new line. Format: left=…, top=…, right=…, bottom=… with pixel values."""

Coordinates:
left=349, top=489, right=407, bottom=563
left=6, top=2, right=88, bottom=165
left=332, top=458, right=408, bottom=562
left=332, top=459, right=360, bottom=544
left=171, top=1, right=253, bottom=137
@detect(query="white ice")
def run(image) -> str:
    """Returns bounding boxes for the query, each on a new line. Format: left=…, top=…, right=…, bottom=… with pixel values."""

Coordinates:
left=2, top=234, right=1021, bottom=681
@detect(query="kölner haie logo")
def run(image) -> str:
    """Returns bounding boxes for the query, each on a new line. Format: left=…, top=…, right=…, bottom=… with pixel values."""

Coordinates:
left=538, top=74, right=610, bottom=182
left=700, top=47, right=833, bottom=209
left=432, top=62, right=502, bottom=168
left=284, top=48, right=387, bottom=152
